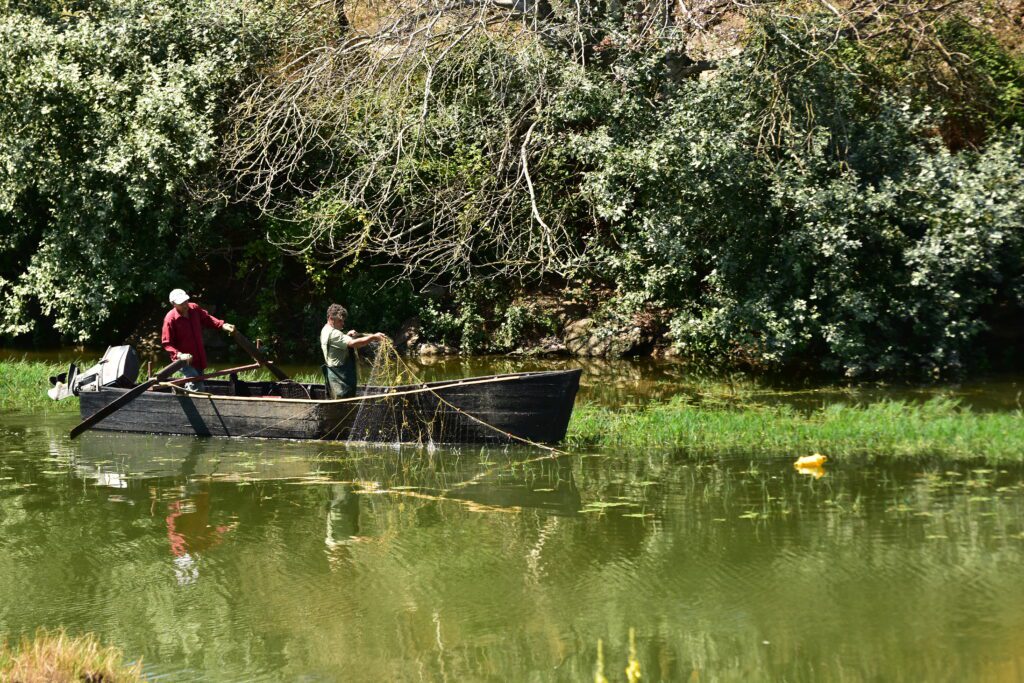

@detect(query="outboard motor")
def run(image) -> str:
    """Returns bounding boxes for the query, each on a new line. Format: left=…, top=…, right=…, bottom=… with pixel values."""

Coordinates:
left=48, top=345, right=140, bottom=400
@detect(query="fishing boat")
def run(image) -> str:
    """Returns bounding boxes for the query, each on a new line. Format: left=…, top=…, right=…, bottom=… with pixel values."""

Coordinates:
left=53, top=346, right=582, bottom=444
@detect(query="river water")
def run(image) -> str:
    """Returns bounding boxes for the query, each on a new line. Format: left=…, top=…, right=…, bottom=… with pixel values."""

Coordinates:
left=3, top=358, right=1024, bottom=681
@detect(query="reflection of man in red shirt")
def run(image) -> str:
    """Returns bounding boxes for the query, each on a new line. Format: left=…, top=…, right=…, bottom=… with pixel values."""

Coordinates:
left=166, top=490, right=234, bottom=557
left=165, top=488, right=236, bottom=585
left=161, top=288, right=235, bottom=375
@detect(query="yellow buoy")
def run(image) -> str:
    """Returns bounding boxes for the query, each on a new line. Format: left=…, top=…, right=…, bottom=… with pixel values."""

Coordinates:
left=794, top=453, right=827, bottom=468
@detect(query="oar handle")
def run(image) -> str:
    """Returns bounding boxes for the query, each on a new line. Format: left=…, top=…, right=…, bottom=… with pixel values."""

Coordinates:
left=232, top=330, right=289, bottom=381
left=155, top=359, right=187, bottom=380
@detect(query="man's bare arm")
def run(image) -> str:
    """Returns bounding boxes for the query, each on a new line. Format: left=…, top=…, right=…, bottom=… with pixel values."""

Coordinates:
left=347, top=332, right=387, bottom=349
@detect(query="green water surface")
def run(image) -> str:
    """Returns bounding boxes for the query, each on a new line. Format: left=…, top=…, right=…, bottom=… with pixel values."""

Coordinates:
left=3, top=406, right=1024, bottom=682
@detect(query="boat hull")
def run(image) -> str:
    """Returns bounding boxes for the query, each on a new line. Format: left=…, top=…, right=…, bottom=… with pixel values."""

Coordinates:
left=77, top=370, right=581, bottom=444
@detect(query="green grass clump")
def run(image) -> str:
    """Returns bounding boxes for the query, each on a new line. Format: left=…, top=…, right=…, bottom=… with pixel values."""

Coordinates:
left=0, top=628, right=144, bottom=682
left=568, top=397, right=1024, bottom=462
left=0, top=361, right=79, bottom=413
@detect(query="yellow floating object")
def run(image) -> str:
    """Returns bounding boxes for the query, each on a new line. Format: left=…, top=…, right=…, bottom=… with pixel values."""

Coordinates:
left=794, top=453, right=827, bottom=468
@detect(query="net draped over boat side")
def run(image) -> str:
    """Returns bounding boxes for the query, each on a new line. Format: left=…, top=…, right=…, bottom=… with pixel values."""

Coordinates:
left=345, top=339, right=454, bottom=444
left=346, top=338, right=573, bottom=449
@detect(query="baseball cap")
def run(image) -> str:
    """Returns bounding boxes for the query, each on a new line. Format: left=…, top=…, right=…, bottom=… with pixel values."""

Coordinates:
left=169, top=289, right=190, bottom=305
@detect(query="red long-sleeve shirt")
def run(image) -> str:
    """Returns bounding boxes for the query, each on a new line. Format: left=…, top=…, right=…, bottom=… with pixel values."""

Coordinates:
left=161, top=303, right=224, bottom=371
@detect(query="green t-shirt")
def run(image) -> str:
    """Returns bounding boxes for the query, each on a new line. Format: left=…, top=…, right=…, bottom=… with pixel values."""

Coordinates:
left=320, top=325, right=353, bottom=367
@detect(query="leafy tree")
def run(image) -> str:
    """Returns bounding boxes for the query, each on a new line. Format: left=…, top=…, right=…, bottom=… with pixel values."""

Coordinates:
left=3, top=0, right=1021, bottom=378
left=0, top=0, right=282, bottom=341
left=571, top=15, right=1024, bottom=377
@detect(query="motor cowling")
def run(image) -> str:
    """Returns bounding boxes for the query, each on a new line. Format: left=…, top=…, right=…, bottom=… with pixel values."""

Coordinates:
left=48, top=345, right=141, bottom=400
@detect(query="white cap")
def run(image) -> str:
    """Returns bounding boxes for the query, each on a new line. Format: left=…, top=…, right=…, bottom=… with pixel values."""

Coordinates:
left=169, top=288, right=190, bottom=305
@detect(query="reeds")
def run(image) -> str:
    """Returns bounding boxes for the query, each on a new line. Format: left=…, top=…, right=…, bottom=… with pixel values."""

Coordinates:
left=0, top=361, right=79, bottom=413
left=569, top=397, right=1024, bottom=462
left=0, top=628, right=144, bottom=683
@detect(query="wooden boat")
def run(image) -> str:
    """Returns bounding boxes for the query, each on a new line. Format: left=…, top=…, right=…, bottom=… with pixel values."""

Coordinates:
left=75, top=369, right=582, bottom=444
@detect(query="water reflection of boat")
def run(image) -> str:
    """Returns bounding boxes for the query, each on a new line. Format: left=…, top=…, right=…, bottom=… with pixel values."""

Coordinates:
left=74, top=431, right=323, bottom=482
left=73, top=434, right=583, bottom=516
left=76, top=369, right=581, bottom=444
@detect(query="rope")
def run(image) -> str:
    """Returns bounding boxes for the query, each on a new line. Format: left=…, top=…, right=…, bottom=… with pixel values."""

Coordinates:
left=156, top=348, right=570, bottom=454
left=388, top=344, right=568, bottom=456
left=161, top=382, right=319, bottom=438
left=155, top=373, right=532, bottom=404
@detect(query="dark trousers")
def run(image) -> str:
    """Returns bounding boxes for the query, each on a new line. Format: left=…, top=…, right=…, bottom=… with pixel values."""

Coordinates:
left=322, top=365, right=355, bottom=398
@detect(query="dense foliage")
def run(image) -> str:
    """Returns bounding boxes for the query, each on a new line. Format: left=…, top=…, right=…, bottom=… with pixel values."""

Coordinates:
left=2, top=0, right=1022, bottom=377
left=569, top=17, right=1024, bottom=377
left=0, top=0, right=280, bottom=341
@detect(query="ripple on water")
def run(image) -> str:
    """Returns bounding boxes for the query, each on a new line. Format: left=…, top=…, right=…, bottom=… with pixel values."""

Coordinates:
left=5, top=416, right=1024, bottom=681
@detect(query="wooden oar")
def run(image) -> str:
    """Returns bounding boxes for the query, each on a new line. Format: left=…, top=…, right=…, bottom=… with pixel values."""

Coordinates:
left=162, top=362, right=262, bottom=385
left=69, top=359, right=186, bottom=439
left=231, top=330, right=289, bottom=381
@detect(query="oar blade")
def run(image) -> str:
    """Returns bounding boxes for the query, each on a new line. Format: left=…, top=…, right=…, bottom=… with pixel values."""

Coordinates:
left=69, top=379, right=155, bottom=439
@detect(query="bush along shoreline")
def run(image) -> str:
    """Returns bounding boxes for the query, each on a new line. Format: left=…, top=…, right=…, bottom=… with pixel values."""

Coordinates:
left=0, top=629, right=144, bottom=683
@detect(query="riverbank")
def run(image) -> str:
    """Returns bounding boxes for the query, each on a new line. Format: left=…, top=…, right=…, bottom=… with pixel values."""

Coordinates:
left=0, top=360, right=76, bottom=413
left=568, top=398, right=1024, bottom=462
left=4, top=361, right=1022, bottom=462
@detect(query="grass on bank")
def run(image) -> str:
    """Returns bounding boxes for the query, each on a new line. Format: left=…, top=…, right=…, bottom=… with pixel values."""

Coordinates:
left=0, top=361, right=79, bottom=413
left=568, top=397, right=1024, bottom=462
left=0, top=629, right=144, bottom=683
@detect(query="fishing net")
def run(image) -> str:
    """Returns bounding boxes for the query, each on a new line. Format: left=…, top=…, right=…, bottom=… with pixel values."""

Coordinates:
left=356, top=337, right=412, bottom=387
left=344, top=337, right=569, bottom=449
left=345, top=337, right=456, bottom=444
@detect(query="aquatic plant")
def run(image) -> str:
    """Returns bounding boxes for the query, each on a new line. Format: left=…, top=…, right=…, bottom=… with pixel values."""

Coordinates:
left=4, top=358, right=1023, bottom=464
left=594, top=638, right=608, bottom=683
left=0, top=361, right=78, bottom=413
left=0, top=628, right=144, bottom=683
left=569, top=397, right=1024, bottom=462
left=594, top=629, right=644, bottom=683
left=625, top=628, right=642, bottom=683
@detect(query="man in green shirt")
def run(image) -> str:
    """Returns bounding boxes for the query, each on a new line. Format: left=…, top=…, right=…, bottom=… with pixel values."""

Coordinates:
left=320, top=304, right=386, bottom=398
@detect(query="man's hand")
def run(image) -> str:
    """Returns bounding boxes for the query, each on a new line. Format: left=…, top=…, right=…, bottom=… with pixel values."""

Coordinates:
left=223, top=323, right=236, bottom=334
left=177, top=353, right=193, bottom=365
left=347, top=329, right=357, bottom=337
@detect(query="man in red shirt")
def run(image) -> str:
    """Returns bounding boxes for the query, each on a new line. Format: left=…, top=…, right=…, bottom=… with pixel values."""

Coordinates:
left=161, top=288, right=236, bottom=389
